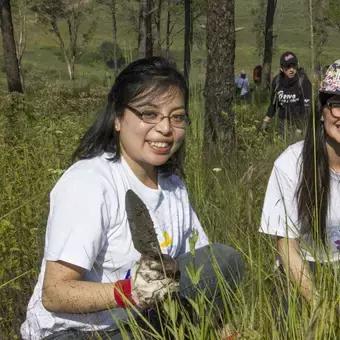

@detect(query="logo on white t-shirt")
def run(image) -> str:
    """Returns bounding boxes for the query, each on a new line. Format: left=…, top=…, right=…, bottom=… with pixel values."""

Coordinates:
left=160, top=230, right=172, bottom=248
left=329, top=226, right=340, bottom=251
left=335, top=239, right=340, bottom=250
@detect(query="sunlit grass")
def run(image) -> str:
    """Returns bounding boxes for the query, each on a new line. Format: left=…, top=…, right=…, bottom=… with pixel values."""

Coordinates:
left=1, top=76, right=339, bottom=339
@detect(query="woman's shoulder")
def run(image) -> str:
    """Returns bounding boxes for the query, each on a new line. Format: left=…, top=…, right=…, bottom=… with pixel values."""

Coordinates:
left=274, top=141, right=303, bottom=176
left=52, top=153, right=120, bottom=195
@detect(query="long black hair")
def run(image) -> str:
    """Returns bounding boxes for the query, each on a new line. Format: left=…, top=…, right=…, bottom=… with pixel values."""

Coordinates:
left=73, top=57, right=188, bottom=176
left=297, top=94, right=332, bottom=243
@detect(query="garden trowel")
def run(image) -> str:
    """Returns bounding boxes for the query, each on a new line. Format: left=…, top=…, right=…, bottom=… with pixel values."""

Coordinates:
left=125, top=189, right=180, bottom=280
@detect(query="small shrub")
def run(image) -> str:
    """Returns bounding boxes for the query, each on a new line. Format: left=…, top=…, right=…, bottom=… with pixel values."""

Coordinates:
left=99, top=41, right=125, bottom=69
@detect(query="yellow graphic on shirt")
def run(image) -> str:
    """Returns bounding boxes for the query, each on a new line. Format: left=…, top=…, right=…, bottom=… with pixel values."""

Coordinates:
left=161, top=231, right=172, bottom=248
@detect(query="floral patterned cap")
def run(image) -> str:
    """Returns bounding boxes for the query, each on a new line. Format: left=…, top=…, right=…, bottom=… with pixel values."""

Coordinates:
left=319, top=59, right=340, bottom=95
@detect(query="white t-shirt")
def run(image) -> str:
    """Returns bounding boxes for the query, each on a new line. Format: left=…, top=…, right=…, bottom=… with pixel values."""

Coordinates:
left=260, top=141, right=340, bottom=263
left=21, top=154, right=209, bottom=340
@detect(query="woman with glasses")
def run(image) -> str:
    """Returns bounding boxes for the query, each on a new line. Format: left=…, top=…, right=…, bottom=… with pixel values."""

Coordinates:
left=260, top=60, right=340, bottom=323
left=21, top=57, right=243, bottom=340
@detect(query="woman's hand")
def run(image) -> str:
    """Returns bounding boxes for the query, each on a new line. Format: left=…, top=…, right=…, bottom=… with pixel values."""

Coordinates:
left=258, top=116, right=271, bottom=132
left=130, top=255, right=180, bottom=309
left=42, top=255, right=180, bottom=313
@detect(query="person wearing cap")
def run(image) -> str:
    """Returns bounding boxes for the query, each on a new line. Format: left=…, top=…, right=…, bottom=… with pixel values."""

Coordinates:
left=235, top=70, right=250, bottom=101
left=259, top=52, right=312, bottom=136
left=259, top=60, right=340, bottom=324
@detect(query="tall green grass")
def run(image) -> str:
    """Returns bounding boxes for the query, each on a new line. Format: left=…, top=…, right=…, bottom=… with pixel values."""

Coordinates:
left=0, top=76, right=339, bottom=339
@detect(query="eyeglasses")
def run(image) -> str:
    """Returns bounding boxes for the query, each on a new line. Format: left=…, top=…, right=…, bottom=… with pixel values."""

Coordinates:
left=326, top=102, right=340, bottom=118
left=125, top=104, right=191, bottom=129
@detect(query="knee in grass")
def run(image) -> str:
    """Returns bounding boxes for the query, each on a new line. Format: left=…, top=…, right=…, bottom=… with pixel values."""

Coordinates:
left=208, top=244, right=244, bottom=284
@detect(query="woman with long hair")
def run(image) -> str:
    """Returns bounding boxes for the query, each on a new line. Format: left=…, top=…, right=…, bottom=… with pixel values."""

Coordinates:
left=260, top=60, right=340, bottom=314
left=21, top=57, right=243, bottom=340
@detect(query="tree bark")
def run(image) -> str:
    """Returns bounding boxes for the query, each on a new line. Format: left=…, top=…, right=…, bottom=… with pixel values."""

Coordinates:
left=51, top=17, right=75, bottom=80
left=204, top=0, right=235, bottom=143
left=166, top=0, right=171, bottom=58
left=137, top=0, right=153, bottom=58
left=154, top=0, right=162, bottom=53
left=109, top=0, right=118, bottom=77
left=184, top=0, right=191, bottom=85
left=261, top=0, right=277, bottom=88
left=0, top=0, right=23, bottom=93
left=66, top=16, right=77, bottom=81
left=15, top=0, right=28, bottom=88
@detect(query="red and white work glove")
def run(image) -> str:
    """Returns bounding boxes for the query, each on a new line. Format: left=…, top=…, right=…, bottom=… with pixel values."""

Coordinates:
left=114, top=256, right=180, bottom=309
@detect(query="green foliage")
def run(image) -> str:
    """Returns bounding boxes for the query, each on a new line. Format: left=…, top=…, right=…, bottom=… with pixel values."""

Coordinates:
left=99, top=41, right=124, bottom=66
left=30, top=0, right=68, bottom=21
left=2, top=0, right=340, bottom=83
left=1, top=1, right=340, bottom=336
left=0, top=220, right=21, bottom=281
left=30, top=0, right=98, bottom=79
left=78, top=50, right=102, bottom=66
left=0, top=77, right=108, bottom=337
left=1, top=75, right=340, bottom=338
left=325, top=0, right=340, bottom=32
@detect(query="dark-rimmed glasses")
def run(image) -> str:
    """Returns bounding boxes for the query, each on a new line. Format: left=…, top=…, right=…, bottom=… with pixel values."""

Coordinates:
left=326, top=101, right=340, bottom=118
left=125, top=104, right=191, bottom=129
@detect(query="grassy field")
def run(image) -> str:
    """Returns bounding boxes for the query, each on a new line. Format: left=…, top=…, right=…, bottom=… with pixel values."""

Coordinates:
left=1, top=1, right=340, bottom=339
left=1, top=79, right=339, bottom=339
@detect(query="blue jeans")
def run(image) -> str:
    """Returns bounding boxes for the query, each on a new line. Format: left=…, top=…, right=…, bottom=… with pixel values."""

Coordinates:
left=43, top=244, right=244, bottom=340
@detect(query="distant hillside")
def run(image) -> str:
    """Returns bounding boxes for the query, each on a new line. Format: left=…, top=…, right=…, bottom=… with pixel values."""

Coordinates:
left=0, top=0, right=339, bottom=83
left=235, top=0, right=340, bottom=77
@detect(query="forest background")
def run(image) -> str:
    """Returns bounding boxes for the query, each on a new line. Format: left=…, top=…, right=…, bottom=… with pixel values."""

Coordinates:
left=1, top=0, right=340, bottom=338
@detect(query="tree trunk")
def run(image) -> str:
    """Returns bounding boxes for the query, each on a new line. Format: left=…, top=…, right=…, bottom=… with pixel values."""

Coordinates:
left=190, top=2, right=194, bottom=49
left=154, top=0, right=162, bottom=53
left=137, top=0, right=153, bottom=58
left=184, top=0, right=191, bottom=85
left=312, top=0, right=328, bottom=83
left=67, top=57, right=75, bottom=81
left=51, top=17, right=74, bottom=80
left=0, top=0, right=23, bottom=93
left=166, top=0, right=171, bottom=58
left=109, top=0, right=118, bottom=77
left=204, top=0, right=235, bottom=143
left=145, top=0, right=153, bottom=58
left=16, top=0, right=28, bottom=89
left=67, top=17, right=77, bottom=80
left=261, top=0, right=277, bottom=88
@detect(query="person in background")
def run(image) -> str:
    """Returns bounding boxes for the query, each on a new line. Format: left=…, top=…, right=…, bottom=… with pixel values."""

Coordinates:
left=235, top=70, right=250, bottom=102
left=259, top=52, right=312, bottom=136
left=21, top=57, right=243, bottom=340
left=253, top=65, right=262, bottom=86
left=259, top=60, right=340, bottom=324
